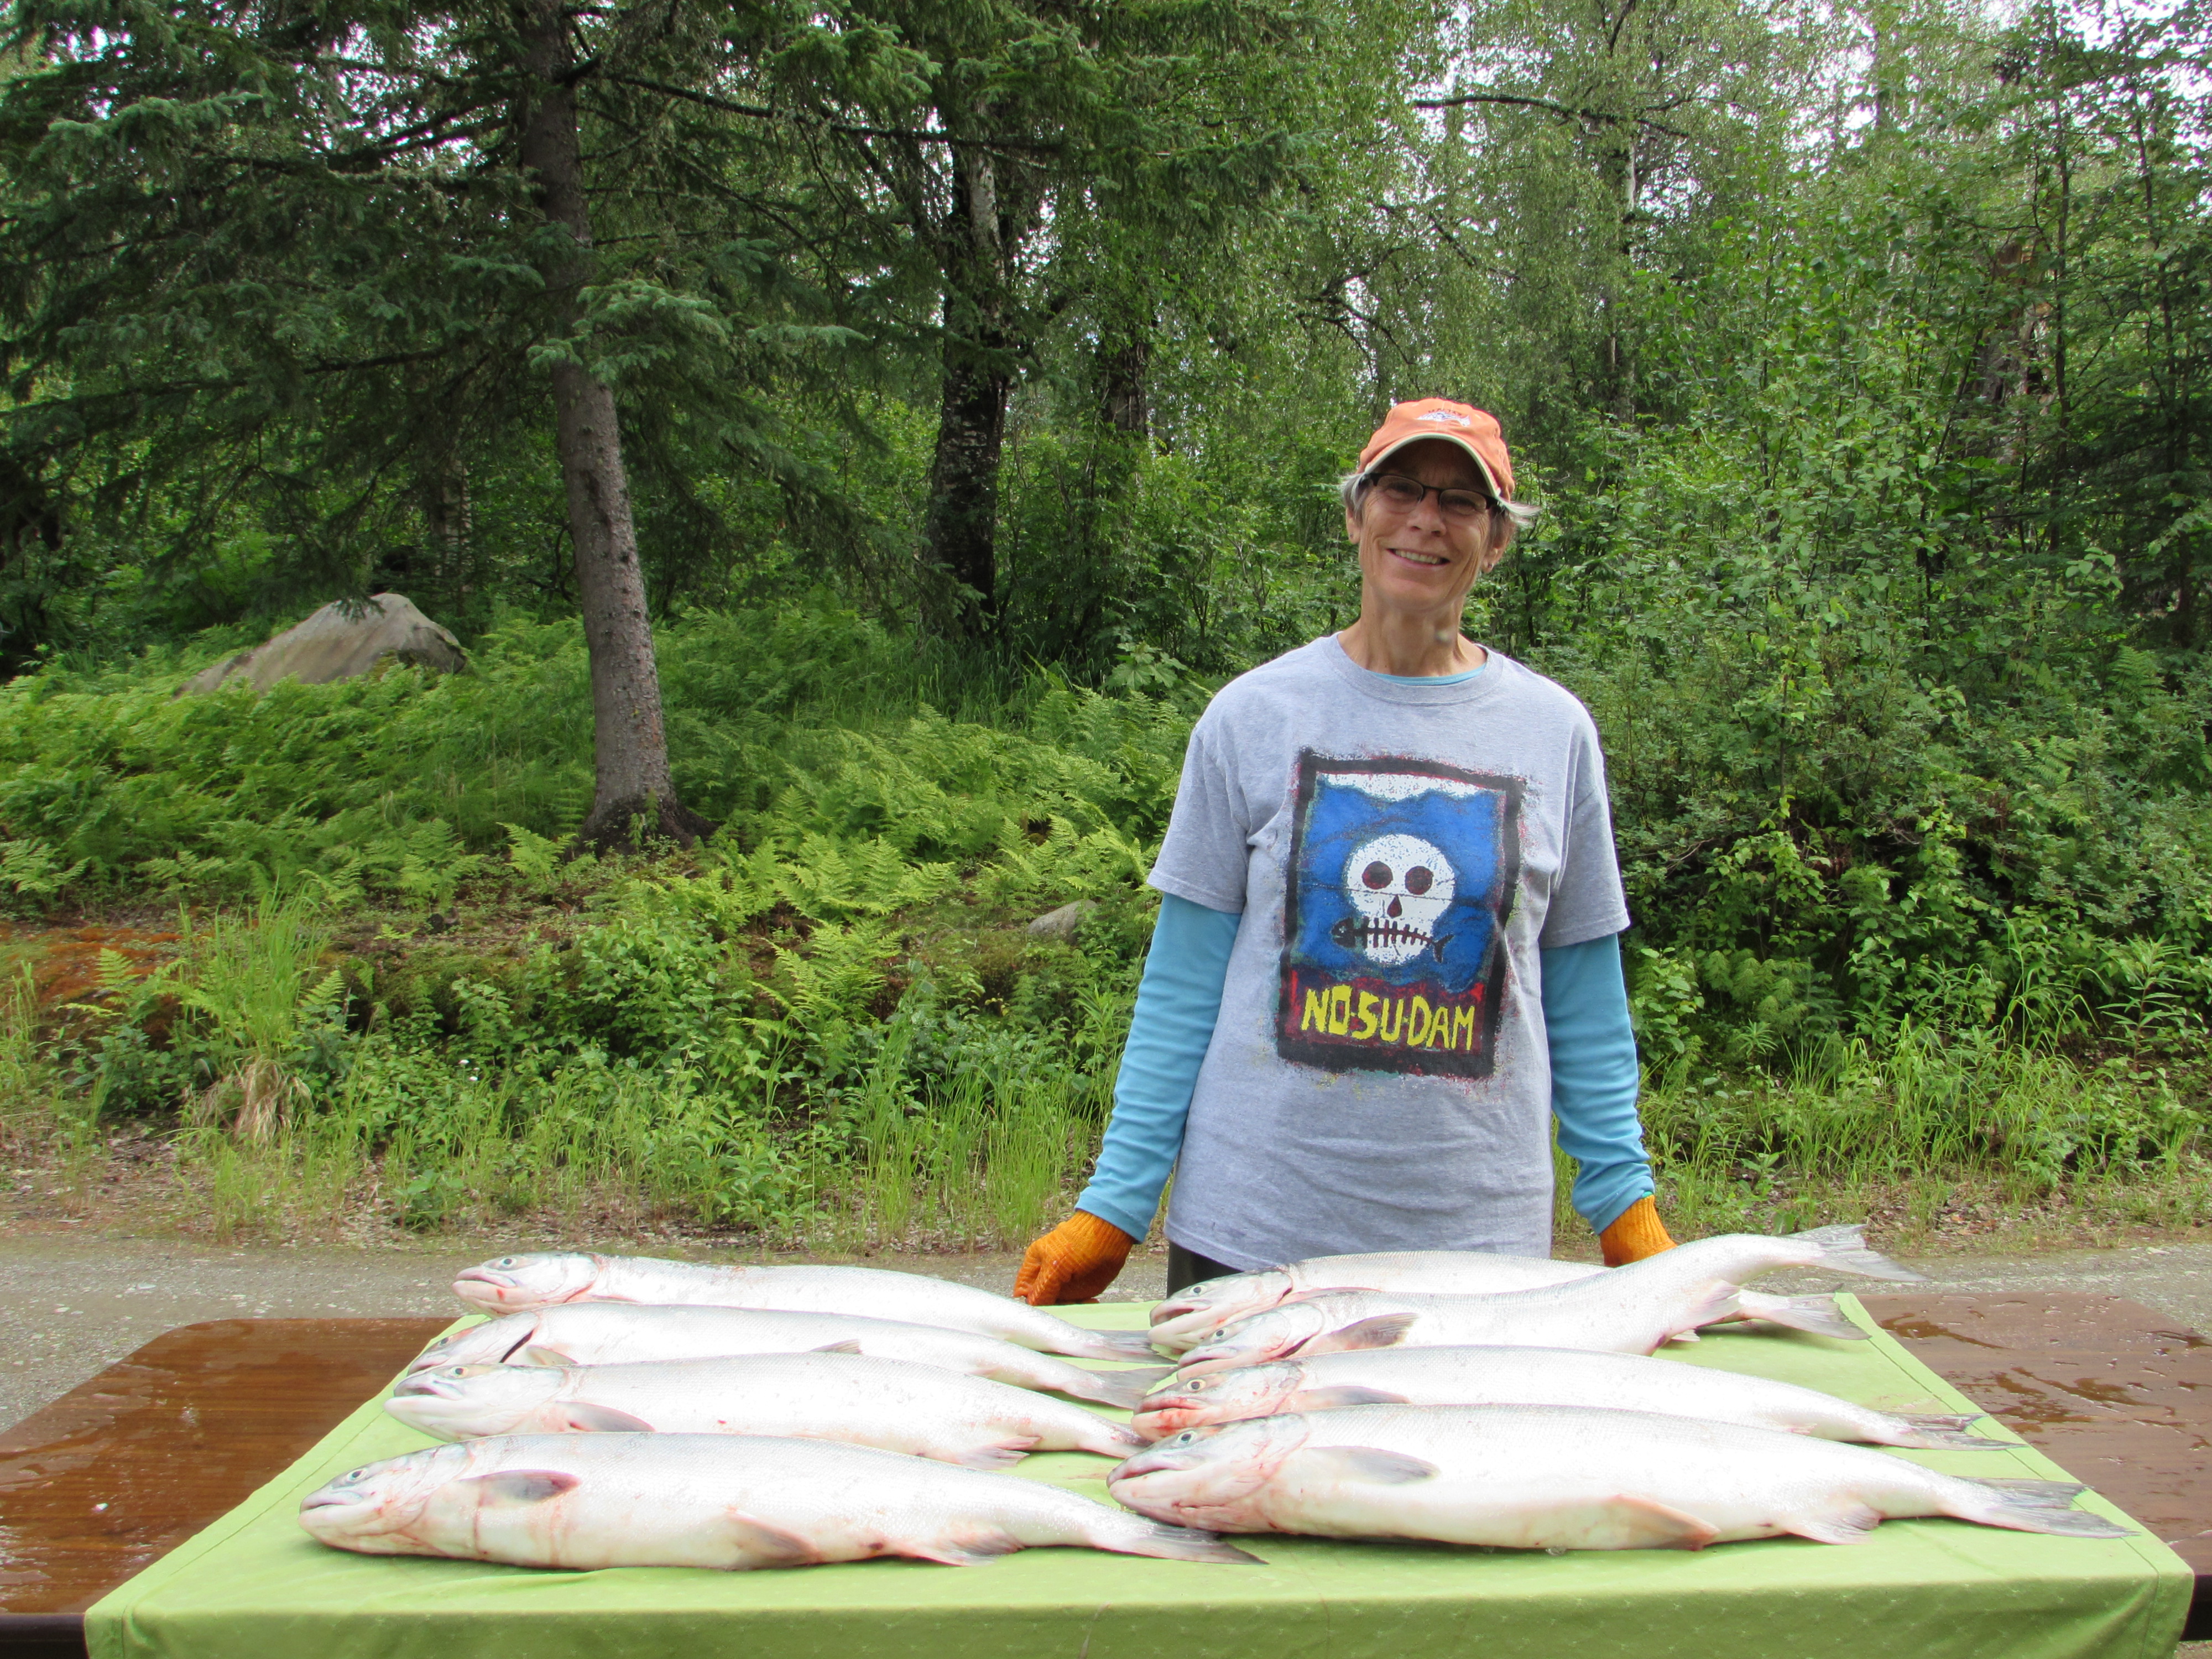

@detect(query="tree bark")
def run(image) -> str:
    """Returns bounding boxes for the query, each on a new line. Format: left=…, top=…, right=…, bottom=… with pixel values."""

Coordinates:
left=516, top=0, right=708, bottom=851
left=1101, top=335, right=1149, bottom=438
left=919, top=145, right=1014, bottom=639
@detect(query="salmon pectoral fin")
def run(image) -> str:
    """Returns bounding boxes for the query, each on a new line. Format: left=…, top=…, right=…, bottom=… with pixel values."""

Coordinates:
left=1788, top=1504, right=1885, bottom=1545
left=460, top=1470, right=582, bottom=1506
left=1290, top=1386, right=1408, bottom=1411
left=562, top=1402, right=654, bottom=1433
left=1289, top=1446, right=1438, bottom=1485
left=904, top=1529, right=1026, bottom=1566
left=1604, top=1496, right=1721, bottom=1550
left=812, top=1339, right=866, bottom=1355
left=1323, top=1315, right=1418, bottom=1352
left=722, top=1514, right=822, bottom=1569
left=518, top=1344, right=577, bottom=1368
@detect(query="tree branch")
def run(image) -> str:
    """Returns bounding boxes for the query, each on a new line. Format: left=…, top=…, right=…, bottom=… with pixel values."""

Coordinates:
left=1413, top=91, right=1690, bottom=140
left=601, top=74, right=1063, bottom=155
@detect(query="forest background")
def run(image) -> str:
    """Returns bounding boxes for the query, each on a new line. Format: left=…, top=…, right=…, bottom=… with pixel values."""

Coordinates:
left=0, top=0, right=2206, bottom=1253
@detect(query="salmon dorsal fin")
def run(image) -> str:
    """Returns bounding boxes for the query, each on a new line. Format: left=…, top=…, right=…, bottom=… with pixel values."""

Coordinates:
left=460, top=1470, right=580, bottom=1506
left=1288, top=1446, right=1438, bottom=1485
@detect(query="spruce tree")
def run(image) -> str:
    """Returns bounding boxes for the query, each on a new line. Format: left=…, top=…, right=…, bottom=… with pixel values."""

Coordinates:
left=0, top=0, right=831, bottom=846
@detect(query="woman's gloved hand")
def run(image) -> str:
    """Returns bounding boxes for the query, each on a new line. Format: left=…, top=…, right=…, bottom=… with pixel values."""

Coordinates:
left=1015, top=1211, right=1135, bottom=1305
left=1599, top=1195, right=1677, bottom=1266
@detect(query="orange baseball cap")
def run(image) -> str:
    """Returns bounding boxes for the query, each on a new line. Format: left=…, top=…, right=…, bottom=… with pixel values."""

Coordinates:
left=1358, top=399, right=1514, bottom=501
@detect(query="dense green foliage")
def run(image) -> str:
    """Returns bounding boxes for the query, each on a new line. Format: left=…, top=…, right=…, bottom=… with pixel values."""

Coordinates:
left=1, top=0, right=2209, bottom=1237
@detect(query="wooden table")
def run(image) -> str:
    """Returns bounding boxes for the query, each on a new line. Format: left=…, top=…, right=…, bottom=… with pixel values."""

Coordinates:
left=0, top=1317, right=450, bottom=1659
left=4, top=1297, right=2211, bottom=1657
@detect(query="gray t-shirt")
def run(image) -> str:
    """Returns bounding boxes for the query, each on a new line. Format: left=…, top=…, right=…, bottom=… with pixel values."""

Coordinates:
left=1151, top=634, right=1630, bottom=1271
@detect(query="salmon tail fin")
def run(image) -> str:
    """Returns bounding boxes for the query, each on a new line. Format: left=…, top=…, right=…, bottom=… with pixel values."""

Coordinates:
left=1073, top=1330, right=1168, bottom=1361
left=1111, top=1522, right=1263, bottom=1565
left=1075, top=1366, right=1177, bottom=1408
left=1978, top=1477, right=2090, bottom=1508
left=1964, top=1478, right=2132, bottom=1538
left=1787, top=1223, right=1926, bottom=1282
left=1735, top=1292, right=1870, bottom=1340
left=1894, top=1413, right=2003, bottom=1449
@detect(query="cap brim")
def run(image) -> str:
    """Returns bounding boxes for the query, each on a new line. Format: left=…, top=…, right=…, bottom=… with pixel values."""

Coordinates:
left=1364, top=433, right=1504, bottom=501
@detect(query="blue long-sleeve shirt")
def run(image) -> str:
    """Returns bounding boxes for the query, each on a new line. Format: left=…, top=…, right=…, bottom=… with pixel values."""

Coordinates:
left=1075, top=893, right=1656, bottom=1241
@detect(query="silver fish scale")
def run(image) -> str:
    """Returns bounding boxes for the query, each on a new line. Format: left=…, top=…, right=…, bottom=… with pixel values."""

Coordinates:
left=302, top=1432, right=1255, bottom=1571
left=1108, top=1403, right=2127, bottom=1550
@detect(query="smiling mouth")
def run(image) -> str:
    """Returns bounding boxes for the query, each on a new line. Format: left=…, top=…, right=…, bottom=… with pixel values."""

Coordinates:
left=1387, top=547, right=1449, bottom=567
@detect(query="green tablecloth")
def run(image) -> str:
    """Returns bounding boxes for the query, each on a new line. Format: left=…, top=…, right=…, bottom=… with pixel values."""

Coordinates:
left=88, top=1295, right=2190, bottom=1659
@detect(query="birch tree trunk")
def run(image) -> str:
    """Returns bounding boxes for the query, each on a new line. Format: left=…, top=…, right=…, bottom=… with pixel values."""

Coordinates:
left=516, top=0, right=709, bottom=850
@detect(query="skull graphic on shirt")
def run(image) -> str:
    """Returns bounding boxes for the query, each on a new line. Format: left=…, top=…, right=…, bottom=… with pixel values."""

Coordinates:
left=1333, top=833, right=1456, bottom=966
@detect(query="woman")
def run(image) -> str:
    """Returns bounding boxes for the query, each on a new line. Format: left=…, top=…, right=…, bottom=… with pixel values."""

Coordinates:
left=1015, top=399, right=1675, bottom=1303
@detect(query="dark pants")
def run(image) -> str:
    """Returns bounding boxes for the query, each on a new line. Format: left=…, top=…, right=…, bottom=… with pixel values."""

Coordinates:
left=1166, top=1241, right=1240, bottom=1296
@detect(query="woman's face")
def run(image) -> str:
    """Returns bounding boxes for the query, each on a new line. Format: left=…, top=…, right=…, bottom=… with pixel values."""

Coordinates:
left=1345, top=439, right=1496, bottom=618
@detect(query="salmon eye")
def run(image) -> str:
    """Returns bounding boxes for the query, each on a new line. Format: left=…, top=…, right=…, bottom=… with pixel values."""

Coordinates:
left=1171, top=1432, right=1196, bottom=1446
left=495, top=1257, right=517, bottom=1267
left=1183, top=1379, right=1207, bottom=1392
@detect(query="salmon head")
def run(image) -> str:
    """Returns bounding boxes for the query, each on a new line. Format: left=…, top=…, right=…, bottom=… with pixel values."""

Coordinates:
left=405, top=1313, right=545, bottom=1375
left=1175, top=1302, right=1338, bottom=1374
left=453, top=1253, right=607, bottom=1312
left=1146, top=1272, right=1295, bottom=1352
left=299, top=1443, right=477, bottom=1551
left=387, top=1364, right=568, bottom=1441
left=1108, top=1416, right=1310, bottom=1531
left=1133, top=1363, right=1306, bottom=1438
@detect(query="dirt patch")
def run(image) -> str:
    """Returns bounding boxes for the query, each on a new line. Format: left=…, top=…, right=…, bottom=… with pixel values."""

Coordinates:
left=0, top=920, right=182, bottom=1011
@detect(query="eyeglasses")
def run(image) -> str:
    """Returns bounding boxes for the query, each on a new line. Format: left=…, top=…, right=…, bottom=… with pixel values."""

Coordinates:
left=1362, top=472, right=1494, bottom=524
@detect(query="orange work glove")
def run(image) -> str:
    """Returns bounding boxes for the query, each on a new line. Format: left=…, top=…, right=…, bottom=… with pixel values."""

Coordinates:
left=1015, top=1211, right=1135, bottom=1305
left=1599, top=1196, right=1677, bottom=1266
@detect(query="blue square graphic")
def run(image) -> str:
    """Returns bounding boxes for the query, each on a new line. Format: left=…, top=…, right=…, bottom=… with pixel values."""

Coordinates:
left=1276, top=753, right=1521, bottom=1079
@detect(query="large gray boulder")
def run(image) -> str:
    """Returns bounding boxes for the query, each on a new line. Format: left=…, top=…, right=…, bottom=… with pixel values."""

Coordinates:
left=178, top=594, right=466, bottom=696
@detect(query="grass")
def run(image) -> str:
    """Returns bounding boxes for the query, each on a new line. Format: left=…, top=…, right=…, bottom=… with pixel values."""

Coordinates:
left=1604, top=1027, right=2212, bottom=1251
left=8, top=916, right=2210, bottom=1257
left=3, top=877, right=2206, bottom=1255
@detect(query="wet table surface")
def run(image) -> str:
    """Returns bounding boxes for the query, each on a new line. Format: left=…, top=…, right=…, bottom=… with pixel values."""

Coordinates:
left=0, top=1317, right=450, bottom=1658
left=4, top=1297, right=2212, bottom=1655
left=1860, top=1291, right=2212, bottom=1636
